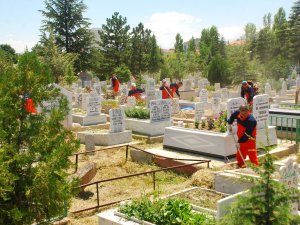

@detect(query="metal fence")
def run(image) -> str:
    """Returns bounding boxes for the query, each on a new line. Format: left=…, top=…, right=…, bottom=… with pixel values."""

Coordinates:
left=269, top=115, right=300, bottom=144
left=71, top=145, right=210, bottom=214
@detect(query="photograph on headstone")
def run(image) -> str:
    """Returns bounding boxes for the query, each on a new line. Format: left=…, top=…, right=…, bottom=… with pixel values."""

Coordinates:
left=109, top=108, right=125, bottom=133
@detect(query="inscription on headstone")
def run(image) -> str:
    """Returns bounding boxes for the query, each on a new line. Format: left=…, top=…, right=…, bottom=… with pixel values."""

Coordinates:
left=212, top=97, right=221, bottom=115
left=86, top=96, right=101, bottom=116
left=171, top=98, right=180, bottom=114
left=109, top=108, right=125, bottom=133
left=126, top=96, right=136, bottom=108
left=195, top=102, right=205, bottom=122
left=150, top=100, right=162, bottom=122
left=199, top=89, right=208, bottom=103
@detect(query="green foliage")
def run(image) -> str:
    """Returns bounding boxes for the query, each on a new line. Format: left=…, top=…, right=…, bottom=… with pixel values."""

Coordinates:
left=174, top=33, right=184, bottom=53
left=207, top=118, right=215, bottom=130
left=288, top=0, right=300, bottom=64
left=194, top=120, right=199, bottom=129
left=214, top=111, right=227, bottom=133
left=119, top=196, right=216, bottom=225
left=0, top=52, right=79, bottom=224
left=114, top=64, right=132, bottom=83
left=101, top=100, right=119, bottom=108
left=207, top=54, right=231, bottom=85
left=0, top=44, right=18, bottom=63
left=220, top=144, right=300, bottom=225
left=201, top=120, right=206, bottom=129
left=125, top=107, right=150, bottom=119
left=40, top=0, right=93, bottom=72
left=99, top=12, right=131, bottom=78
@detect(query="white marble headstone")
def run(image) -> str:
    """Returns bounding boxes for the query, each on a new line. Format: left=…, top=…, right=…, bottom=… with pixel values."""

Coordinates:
left=171, top=98, right=180, bottom=114
left=150, top=100, right=162, bottom=122
left=109, top=108, right=125, bottom=133
left=199, top=89, right=208, bottom=103
left=86, top=96, right=101, bottom=116
left=227, top=97, right=246, bottom=133
left=120, top=85, right=128, bottom=96
left=264, top=83, right=271, bottom=95
left=126, top=96, right=136, bottom=108
left=212, top=97, right=221, bottom=115
left=146, top=90, right=157, bottom=108
left=183, top=79, right=193, bottom=91
left=84, top=80, right=92, bottom=88
left=94, top=84, right=101, bottom=96
left=161, top=99, right=172, bottom=120
left=195, top=102, right=205, bottom=122
left=279, top=158, right=298, bottom=214
left=221, top=88, right=229, bottom=102
left=253, top=94, right=269, bottom=129
left=100, top=81, right=107, bottom=92
left=146, top=78, right=155, bottom=91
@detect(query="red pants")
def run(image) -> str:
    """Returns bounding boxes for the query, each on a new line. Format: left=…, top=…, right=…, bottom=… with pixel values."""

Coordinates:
left=237, top=141, right=259, bottom=167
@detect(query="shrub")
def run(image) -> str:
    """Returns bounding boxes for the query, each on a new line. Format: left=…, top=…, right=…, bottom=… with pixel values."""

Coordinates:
left=119, top=196, right=216, bottom=225
left=125, top=107, right=150, bottom=119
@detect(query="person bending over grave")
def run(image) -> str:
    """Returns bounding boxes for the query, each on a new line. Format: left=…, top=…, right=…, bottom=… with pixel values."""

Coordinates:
left=160, top=79, right=172, bottom=99
left=170, top=81, right=183, bottom=99
left=227, top=104, right=258, bottom=168
left=128, top=83, right=144, bottom=100
left=241, top=80, right=253, bottom=105
left=111, top=74, right=120, bottom=96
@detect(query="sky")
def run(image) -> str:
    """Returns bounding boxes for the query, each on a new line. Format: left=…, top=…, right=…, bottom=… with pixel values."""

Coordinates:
left=0, top=0, right=296, bottom=53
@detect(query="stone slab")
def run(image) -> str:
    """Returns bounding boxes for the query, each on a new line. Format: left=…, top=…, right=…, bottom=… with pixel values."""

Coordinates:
left=125, top=118, right=172, bottom=136
left=178, top=90, right=196, bottom=100
left=72, top=113, right=107, bottom=126
left=77, top=130, right=132, bottom=146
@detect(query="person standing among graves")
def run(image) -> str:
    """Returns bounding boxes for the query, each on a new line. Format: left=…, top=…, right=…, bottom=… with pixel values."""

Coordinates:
left=170, top=81, right=183, bottom=99
left=160, top=79, right=172, bottom=99
left=253, top=84, right=259, bottom=96
left=241, top=80, right=253, bottom=105
left=128, top=83, right=144, bottom=100
left=111, top=74, right=120, bottom=96
left=227, top=104, right=259, bottom=168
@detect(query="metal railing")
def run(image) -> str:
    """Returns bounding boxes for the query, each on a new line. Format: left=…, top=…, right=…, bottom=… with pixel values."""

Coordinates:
left=269, top=115, right=300, bottom=144
left=71, top=145, right=210, bottom=214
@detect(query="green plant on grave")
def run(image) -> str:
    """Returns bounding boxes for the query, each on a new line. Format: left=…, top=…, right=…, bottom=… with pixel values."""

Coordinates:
left=125, top=107, right=150, bottom=119
left=207, top=118, right=215, bottom=130
left=214, top=110, right=227, bottom=133
left=219, top=143, right=300, bottom=225
left=206, top=85, right=215, bottom=92
left=101, top=100, right=119, bottom=109
left=189, top=96, right=195, bottom=102
left=119, top=195, right=216, bottom=225
left=194, top=120, right=199, bottom=129
left=136, top=99, right=146, bottom=107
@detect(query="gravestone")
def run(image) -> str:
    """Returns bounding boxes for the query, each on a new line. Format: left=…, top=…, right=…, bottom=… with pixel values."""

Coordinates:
left=74, top=90, right=82, bottom=108
left=86, top=95, right=101, bottom=116
left=100, top=81, right=107, bottom=92
left=279, top=158, right=298, bottom=214
left=183, top=79, right=193, bottom=91
left=253, top=94, right=269, bottom=129
left=171, top=98, right=180, bottom=114
left=198, top=80, right=204, bottom=91
left=199, top=89, right=208, bottom=103
left=265, top=83, right=271, bottom=95
left=146, top=78, right=155, bottom=91
left=156, top=90, right=162, bottom=100
left=109, top=108, right=125, bottom=133
left=227, top=97, right=246, bottom=133
left=281, top=80, right=287, bottom=95
left=84, top=80, right=92, bottom=88
left=146, top=90, right=157, bottom=108
left=94, top=84, right=101, bottom=96
left=212, top=97, right=221, bottom=115
left=120, top=85, right=128, bottom=96
left=214, top=83, right=221, bottom=91
left=150, top=99, right=171, bottom=122
left=195, top=102, right=205, bottom=122
left=212, top=91, right=222, bottom=99
left=81, top=93, right=88, bottom=111
left=126, top=96, right=136, bottom=108
left=85, top=134, right=95, bottom=153
left=221, top=88, right=229, bottom=102
left=78, top=72, right=92, bottom=88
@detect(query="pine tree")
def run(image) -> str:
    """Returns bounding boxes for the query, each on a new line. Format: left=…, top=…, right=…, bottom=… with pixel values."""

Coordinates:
left=187, top=36, right=196, bottom=53
left=40, top=0, right=93, bottom=72
left=0, top=52, right=79, bottom=224
left=174, top=33, right=184, bottom=53
left=288, top=0, right=300, bottom=65
left=99, top=12, right=131, bottom=78
left=148, top=35, right=162, bottom=75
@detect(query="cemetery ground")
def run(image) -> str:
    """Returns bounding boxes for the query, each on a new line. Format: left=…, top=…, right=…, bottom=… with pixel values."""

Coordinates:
left=67, top=140, right=229, bottom=225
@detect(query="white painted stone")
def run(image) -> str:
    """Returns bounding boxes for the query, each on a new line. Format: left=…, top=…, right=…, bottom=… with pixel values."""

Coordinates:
left=195, top=102, right=205, bottom=122
left=72, top=113, right=107, bottom=126
left=109, top=108, right=125, bottom=133
left=126, top=97, right=136, bottom=108
left=171, top=98, right=180, bottom=114
left=199, top=89, right=208, bottom=103
left=125, top=118, right=172, bottom=136
left=86, top=96, right=101, bottom=116
left=279, top=158, right=298, bottom=214
left=77, top=130, right=132, bottom=146
left=227, top=97, right=246, bottom=133
left=163, top=126, right=277, bottom=158
left=253, top=94, right=269, bottom=129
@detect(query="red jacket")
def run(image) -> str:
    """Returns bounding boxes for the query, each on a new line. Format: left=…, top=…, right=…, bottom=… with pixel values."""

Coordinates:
left=160, top=84, right=172, bottom=99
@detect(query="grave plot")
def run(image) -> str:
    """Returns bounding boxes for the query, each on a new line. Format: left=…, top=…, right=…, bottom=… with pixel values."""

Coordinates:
left=164, top=95, right=278, bottom=159
left=125, top=99, right=172, bottom=136
left=77, top=108, right=132, bottom=146
left=69, top=144, right=193, bottom=215
left=178, top=78, right=196, bottom=100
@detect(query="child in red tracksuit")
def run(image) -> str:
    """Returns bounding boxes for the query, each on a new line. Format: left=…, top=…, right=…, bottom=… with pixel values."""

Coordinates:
left=227, top=105, right=258, bottom=168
